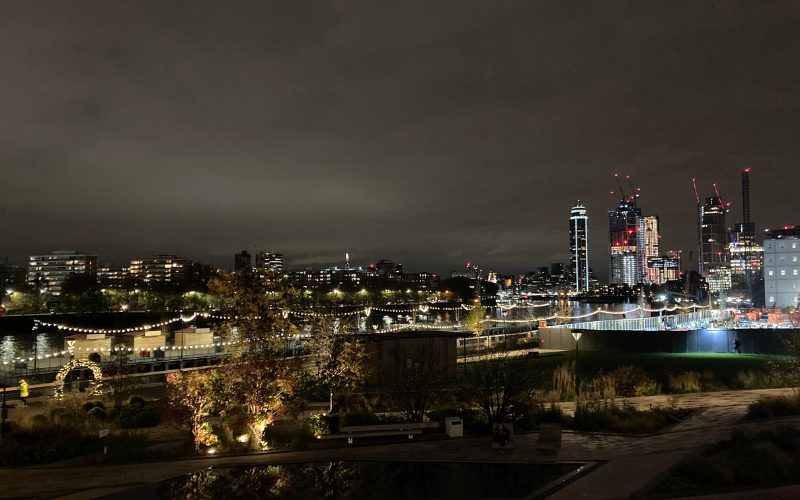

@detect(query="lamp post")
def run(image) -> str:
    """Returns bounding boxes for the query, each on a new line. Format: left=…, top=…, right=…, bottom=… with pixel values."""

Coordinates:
left=32, top=319, right=40, bottom=372
left=571, top=331, right=583, bottom=394
left=463, top=334, right=468, bottom=376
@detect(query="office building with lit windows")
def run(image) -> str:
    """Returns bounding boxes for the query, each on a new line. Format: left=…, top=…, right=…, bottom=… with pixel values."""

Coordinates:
left=27, top=251, right=98, bottom=295
left=646, top=252, right=681, bottom=285
left=569, top=202, right=590, bottom=292
left=699, top=196, right=731, bottom=292
left=256, top=251, right=283, bottom=273
left=764, top=226, right=800, bottom=308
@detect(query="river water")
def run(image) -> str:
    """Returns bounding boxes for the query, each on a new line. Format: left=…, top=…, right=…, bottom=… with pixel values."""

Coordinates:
left=0, top=301, right=644, bottom=364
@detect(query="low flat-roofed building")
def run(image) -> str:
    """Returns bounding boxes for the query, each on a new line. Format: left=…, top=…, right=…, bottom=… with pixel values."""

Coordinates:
left=64, top=333, right=111, bottom=360
left=122, top=329, right=166, bottom=358
left=174, top=327, right=214, bottom=347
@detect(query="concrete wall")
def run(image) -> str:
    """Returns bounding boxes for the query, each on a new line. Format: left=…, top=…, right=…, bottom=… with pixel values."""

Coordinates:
left=539, top=327, right=797, bottom=355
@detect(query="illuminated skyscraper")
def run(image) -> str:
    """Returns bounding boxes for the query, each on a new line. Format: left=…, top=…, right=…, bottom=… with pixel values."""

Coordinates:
left=643, top=215, right=660, bottom=283
left=700, top=196, right=730, bottom=292
left=569, top=202, right=589, bottom=292
left=609, top=201, right=644, bottom=285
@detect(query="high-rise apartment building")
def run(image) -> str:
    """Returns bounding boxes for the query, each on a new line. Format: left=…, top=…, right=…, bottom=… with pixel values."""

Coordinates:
left=609, top=201, right=644, bottom=285
left=569, top=202, right=589, bottom=293
left=255, top=251, right=283, bottom=273
left=27, top=251, right=98, bottom=295
left=763, top=226, right=800, bottom=308
left=129, top=254, right=191, bottom=283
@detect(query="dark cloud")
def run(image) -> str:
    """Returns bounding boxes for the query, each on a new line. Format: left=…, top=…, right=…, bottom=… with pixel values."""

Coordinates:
left=1, top=1, right=799, bottom=278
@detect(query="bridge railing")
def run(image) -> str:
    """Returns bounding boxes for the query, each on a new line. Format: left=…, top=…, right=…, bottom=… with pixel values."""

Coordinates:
left=552, top=309, right=719, bottom=331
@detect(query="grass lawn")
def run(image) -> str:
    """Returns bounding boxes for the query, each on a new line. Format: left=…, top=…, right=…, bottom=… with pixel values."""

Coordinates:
left=456, top=351, right=784, bottom=391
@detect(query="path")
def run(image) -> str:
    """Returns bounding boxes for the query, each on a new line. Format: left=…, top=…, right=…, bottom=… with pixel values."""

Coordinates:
left=1, top=387, right=798, bottom=499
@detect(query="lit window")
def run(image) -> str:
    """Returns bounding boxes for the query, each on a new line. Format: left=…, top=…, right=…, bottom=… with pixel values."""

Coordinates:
left=768, top=270, right=774, bottom=276
left=781, top=270, right=786, bottom=276
left=795, top=270, right=799, bottom=276
left=769, top=296, right=775, bottom=302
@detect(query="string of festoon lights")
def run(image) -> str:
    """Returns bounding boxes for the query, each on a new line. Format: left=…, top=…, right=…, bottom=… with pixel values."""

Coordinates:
left=14, top=302, right=714, bottom=363
left=485, top=303, right=711, bottom=324
left=1, top=341, right=241, bottom=366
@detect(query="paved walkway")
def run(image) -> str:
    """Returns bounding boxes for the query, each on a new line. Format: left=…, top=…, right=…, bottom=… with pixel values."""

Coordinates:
left=1, top=388, right=799, bottom=499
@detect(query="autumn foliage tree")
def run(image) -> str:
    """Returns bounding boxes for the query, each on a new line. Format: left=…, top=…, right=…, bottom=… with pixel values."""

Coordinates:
left=306, top=317, right=371, bottom=413
left=203, top=270, right=303, bottom=448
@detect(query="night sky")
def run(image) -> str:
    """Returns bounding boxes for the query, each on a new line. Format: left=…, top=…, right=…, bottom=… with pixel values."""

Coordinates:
left=2, top=2, right=799, bottom=279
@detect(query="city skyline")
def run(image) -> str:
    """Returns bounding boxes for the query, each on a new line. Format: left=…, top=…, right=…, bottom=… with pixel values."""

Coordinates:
left=1, top=2, right=799, bottom=279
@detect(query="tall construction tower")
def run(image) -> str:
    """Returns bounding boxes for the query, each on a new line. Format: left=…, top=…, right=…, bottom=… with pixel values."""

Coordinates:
left=729, top=168, right=764, bottom=304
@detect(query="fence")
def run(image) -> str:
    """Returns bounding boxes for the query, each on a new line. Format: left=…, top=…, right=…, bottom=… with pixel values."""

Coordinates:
left=558, top=309, right=719, bottom=331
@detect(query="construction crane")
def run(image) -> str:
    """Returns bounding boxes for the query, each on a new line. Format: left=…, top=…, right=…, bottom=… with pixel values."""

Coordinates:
left=691, top=178, right=700, bottom=205
left=625, top=175, right=641, bottom=206
left=613, top=173, right=626, bottom=203
left=712, top=182, right=732, bottom=213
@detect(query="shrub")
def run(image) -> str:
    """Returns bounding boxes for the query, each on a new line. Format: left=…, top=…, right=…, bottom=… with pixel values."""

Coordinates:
left=534, top=403, right=570, bottom=427
left=343, top=411, right=380, bottom=426
left=746, top=395, right=800, bottom=420
left=634, top=379, right=661, bottom=397
left=307, top=413, right=331, bottom=437
left=88, top=406, right=108, bottom=421
left=30, top=414, right=51, bottom=428
left=101, top=430, right=151, bottom=463
left=552, top=362, right=576, bottom=401
left=668, top=372, right=701, bottom=393
left=262, top=421, right=315, bottom=450
left=735, top=370, right=775, bottom=390
left=428, top=408, right=487, bottom=436
left=669, top=427, right=800, bottom=489
left=572, top=402, right=691, bottom=434
left=0, top=424, right=97, bottom=466
left=116, top=402, right=160, bottom=428
left=128, top=395, right=146, bottom=407
left=579, top=374, right=617, bottom=403
left=607, top=366, right=656, bottom=397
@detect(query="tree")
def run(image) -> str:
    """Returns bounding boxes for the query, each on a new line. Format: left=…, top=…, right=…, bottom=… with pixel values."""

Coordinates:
left=463, top=304, right=486, bottom=337
left=60, top=272, right=106, bottom=313
left=208, top=269, right=303, bottom=448
left=165, top=370, right=228, bottom=450
left=467, top=350, right=538, bottom=424
left=306, top=317, right=371, bottom=413
left=391, top=342, right=448, bottom=422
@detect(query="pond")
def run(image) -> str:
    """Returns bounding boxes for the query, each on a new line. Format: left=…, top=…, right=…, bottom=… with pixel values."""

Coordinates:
left=109, top=460, right=585, bottom=499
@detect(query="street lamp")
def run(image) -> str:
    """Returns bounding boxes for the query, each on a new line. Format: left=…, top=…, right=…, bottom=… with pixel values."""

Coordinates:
left=571, top=331, right=583, bottom=394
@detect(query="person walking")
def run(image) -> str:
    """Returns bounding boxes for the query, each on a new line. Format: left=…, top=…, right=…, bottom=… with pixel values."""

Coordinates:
left=19, top=379, right=29, bottom=407
left=733, top=338, right=741, bottom=354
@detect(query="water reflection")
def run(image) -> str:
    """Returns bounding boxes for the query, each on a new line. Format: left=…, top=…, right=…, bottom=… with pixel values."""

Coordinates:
left=159, top=461, right=579, bottom=499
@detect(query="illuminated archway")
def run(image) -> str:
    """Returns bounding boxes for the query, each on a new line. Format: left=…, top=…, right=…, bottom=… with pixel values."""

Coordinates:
left=54, top=359, right=103, bottom=400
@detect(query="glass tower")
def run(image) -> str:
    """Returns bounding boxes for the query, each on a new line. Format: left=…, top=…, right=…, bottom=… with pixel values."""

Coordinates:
left=570, top=202, right=589, bottom=292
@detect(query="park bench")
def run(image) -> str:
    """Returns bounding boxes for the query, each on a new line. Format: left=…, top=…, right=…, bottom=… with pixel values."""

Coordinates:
left=534, top=422, right=561, bottom=453
left=318, top=421, right=439, bottom=444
